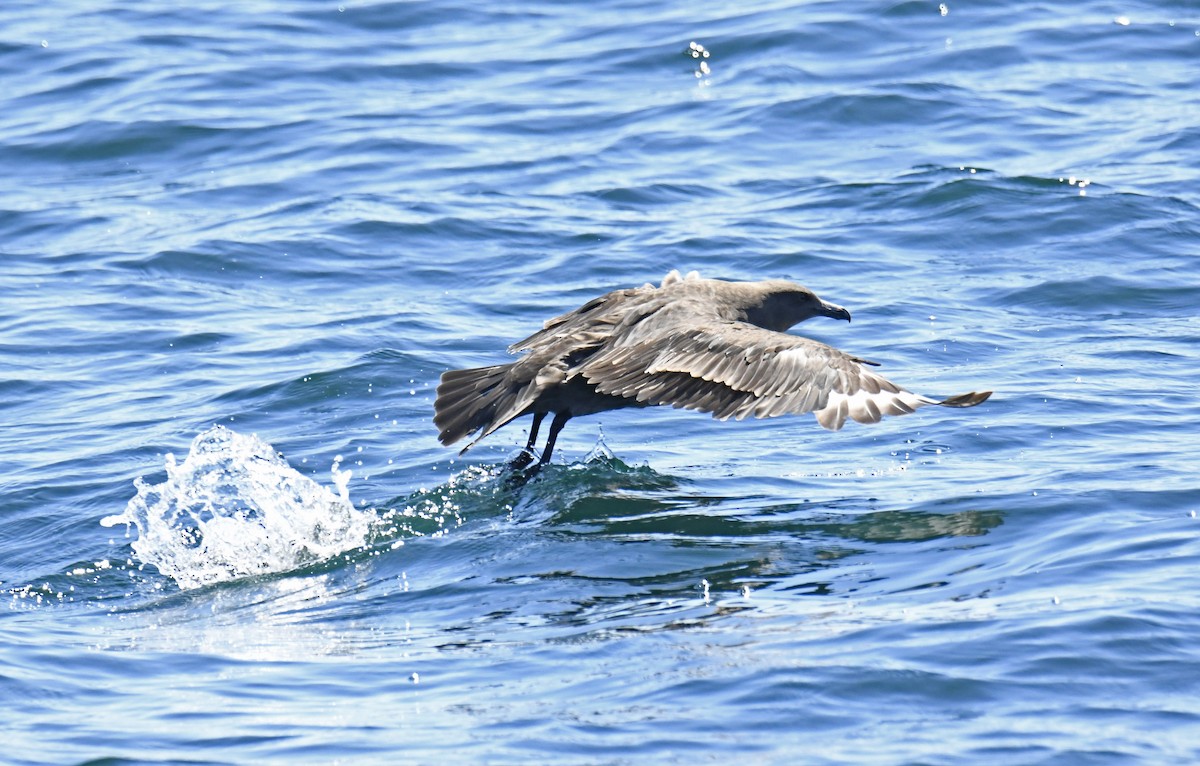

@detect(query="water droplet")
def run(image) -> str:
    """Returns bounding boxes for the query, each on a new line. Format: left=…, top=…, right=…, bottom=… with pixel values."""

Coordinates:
left=688, top=41, right=711, bottom=81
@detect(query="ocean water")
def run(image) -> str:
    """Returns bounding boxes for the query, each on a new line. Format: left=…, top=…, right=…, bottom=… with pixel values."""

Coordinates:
left=3, top=0, right=1199, bottom=763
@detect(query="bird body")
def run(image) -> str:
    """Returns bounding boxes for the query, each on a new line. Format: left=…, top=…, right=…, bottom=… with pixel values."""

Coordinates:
left=434, top=270, right=990, bottom=468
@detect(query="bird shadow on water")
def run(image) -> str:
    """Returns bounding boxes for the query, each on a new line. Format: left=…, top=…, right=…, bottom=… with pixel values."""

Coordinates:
left=441, top=447, right=1007, bottom=625
left=502, top=451, right=1003, bottom=548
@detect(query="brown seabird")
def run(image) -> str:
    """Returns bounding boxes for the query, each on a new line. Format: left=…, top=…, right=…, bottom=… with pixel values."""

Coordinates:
left=434, top=270, right=991, bottom=471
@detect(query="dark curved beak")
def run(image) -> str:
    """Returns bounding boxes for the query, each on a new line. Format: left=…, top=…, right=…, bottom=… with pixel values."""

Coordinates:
left=819, top=300, right=851, bottom=323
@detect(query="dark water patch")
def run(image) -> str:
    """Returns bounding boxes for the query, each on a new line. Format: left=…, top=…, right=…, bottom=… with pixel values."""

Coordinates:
left=9, top=119, right=236, bottom=164
left=587, top=182, right=726, bottom=207
left=1000, top=275, right=1199, bottom=318
left=166, top=332, right=234, bottom=352
left=718, top=13, right=883, bottom=63
left=760, top=91, right=960, bottom=132
left=1160, top=127, right=1200, bottom=154
left=1019, top=15, right=1200, bottom=67
left=931, top=43, right=1032, bottom=75
left=516, top=455, right=684, bottom=511
left=0, top=208, right=121, bottom=254
left=116, top=239, right=399, bottom=288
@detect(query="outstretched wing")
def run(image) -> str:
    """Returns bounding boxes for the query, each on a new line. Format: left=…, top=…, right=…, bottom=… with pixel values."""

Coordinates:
left=579, top=323, right=990, bottom=430
left=506, top=270, right=706, bottom=355
left=507, top=286, right=655, bottom=355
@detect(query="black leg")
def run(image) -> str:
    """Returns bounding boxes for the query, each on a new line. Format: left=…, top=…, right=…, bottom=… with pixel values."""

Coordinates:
left=505, top=411, right=570, bottom=488
left=538, top=411, right=570, bottom=466
left=524, top=412, right=545, bottom=452
left=508, top=412, right=546, bottom=472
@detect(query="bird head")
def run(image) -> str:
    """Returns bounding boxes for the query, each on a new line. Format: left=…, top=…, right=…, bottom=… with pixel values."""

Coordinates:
left=744, top=281, right=851, bottom=331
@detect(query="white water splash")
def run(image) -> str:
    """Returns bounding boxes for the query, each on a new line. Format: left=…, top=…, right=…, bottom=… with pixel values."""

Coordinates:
left=582, top=425, right=615, bottom=464
left=102, top=426, right=376, bottom=590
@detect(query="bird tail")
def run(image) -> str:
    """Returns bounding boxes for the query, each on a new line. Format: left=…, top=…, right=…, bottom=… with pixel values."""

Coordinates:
left=433, top=364, right=532, bottom=453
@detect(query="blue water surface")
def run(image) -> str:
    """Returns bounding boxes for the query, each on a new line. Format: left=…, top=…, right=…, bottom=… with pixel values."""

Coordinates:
left=3, top=1, right=1200, bottom=763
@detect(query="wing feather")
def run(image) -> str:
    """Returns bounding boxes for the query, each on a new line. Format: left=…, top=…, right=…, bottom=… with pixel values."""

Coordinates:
left=581, top=323, right=989, bottom=430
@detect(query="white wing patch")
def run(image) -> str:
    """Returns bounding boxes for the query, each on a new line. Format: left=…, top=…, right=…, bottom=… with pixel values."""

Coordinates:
left=812, top=387, right=934, bottom=430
